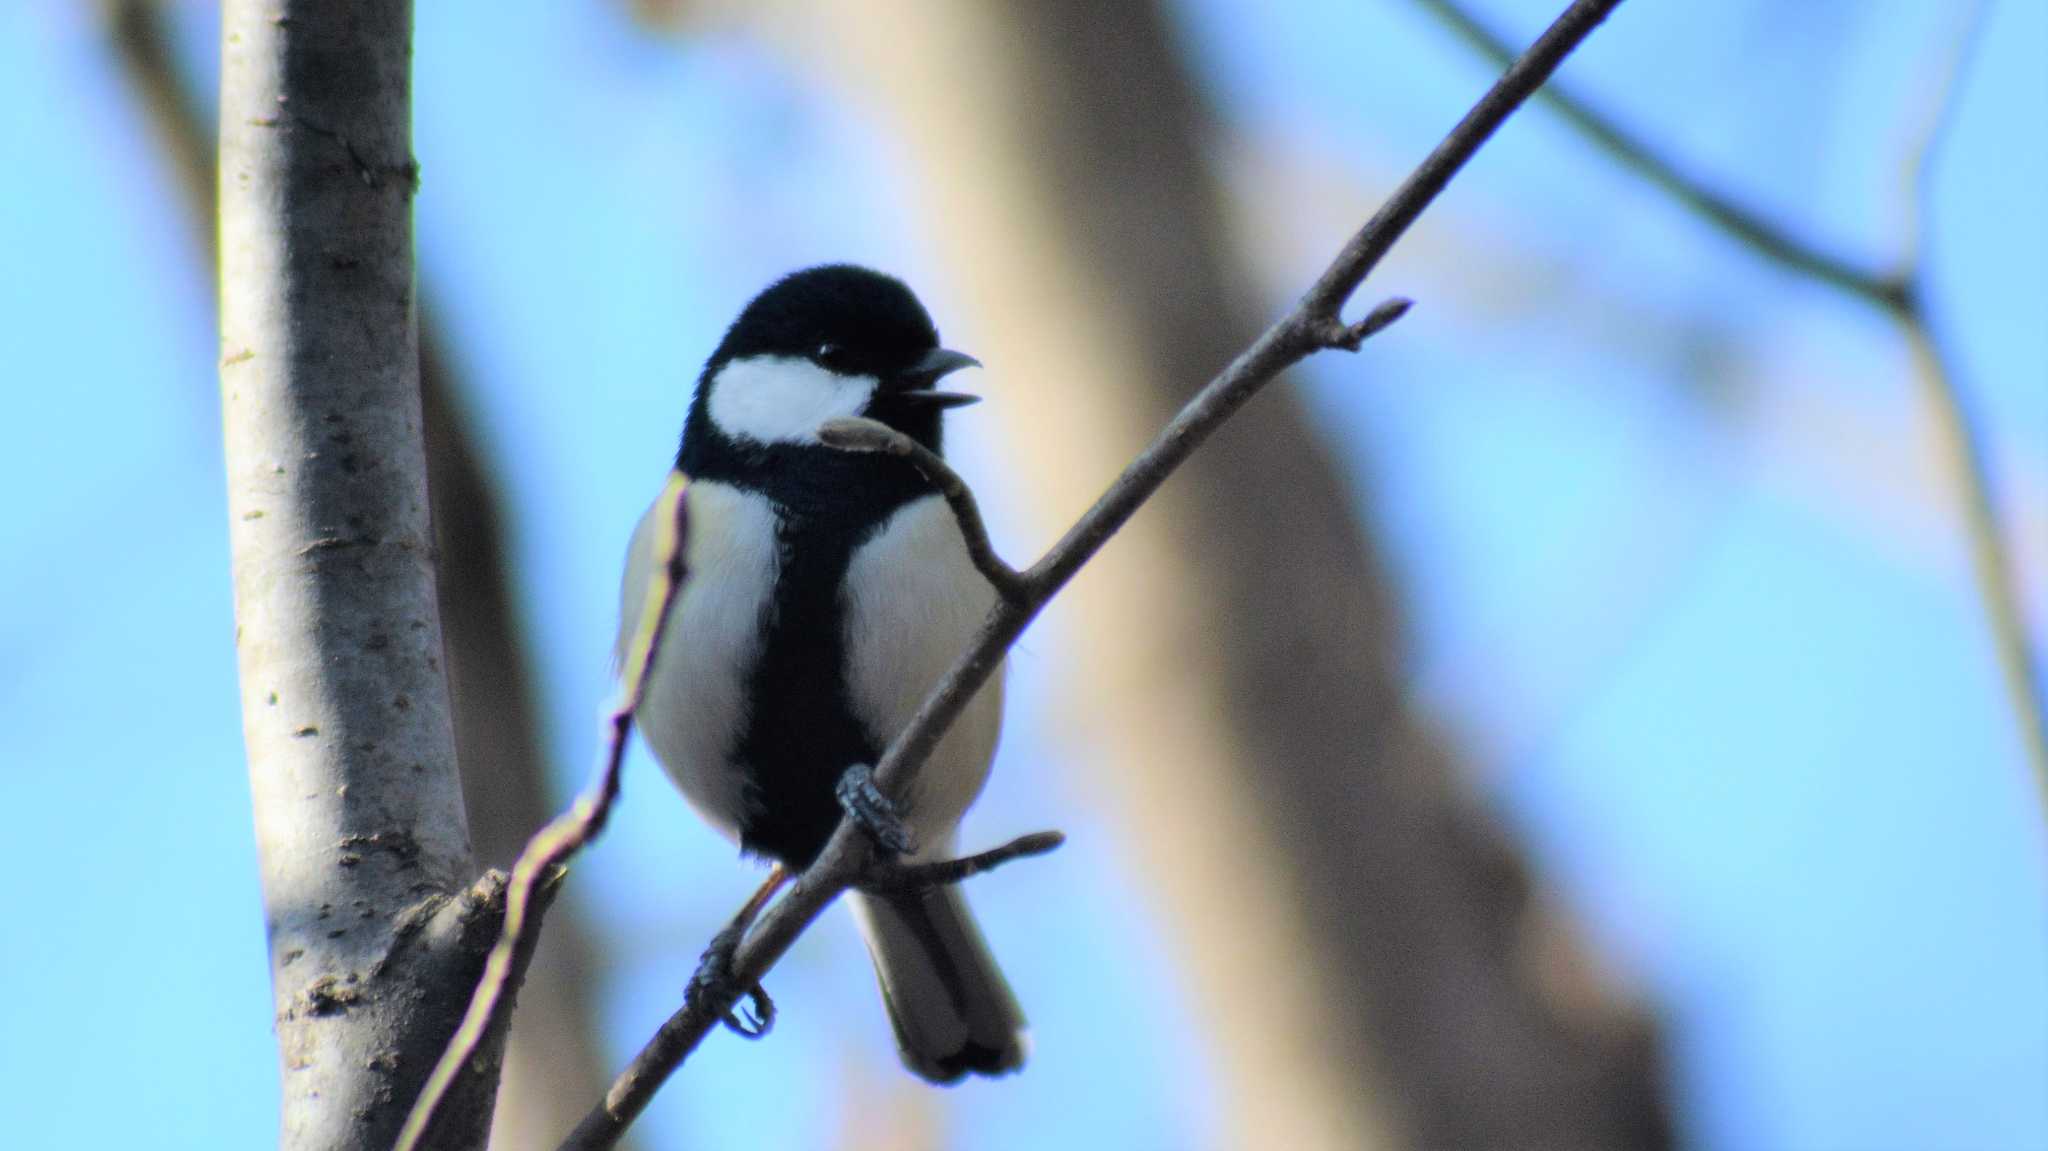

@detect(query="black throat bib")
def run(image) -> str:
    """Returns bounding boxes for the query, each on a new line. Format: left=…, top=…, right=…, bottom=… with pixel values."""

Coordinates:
left=681, top=429, right=939, bottom=867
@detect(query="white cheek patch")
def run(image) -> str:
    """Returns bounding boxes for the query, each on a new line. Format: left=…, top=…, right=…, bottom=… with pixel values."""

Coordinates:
left=706, top=355, right=877, bottom=445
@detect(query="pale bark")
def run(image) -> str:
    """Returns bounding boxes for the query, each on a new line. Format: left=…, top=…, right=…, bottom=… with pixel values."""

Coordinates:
left=110, top=1, right=625, bottom=1140
left=219, top=4, right=504, bottom=1147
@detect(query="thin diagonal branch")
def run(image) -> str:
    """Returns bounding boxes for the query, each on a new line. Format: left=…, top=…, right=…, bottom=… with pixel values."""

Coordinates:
left=1415, top=0, right=2047, bottom=802
left=817, top=416, right=1028, bottom=599
left=395, top=475, right=691, bottom=1151
left=560, top=4, right=1618, bottom=1147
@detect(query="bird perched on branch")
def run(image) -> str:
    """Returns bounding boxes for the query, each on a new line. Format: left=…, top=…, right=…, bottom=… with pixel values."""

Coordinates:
left=618, top=264, right=1024, bottom=1082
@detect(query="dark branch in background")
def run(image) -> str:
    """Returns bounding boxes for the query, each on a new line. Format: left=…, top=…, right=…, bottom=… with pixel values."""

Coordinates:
left=105, top=6, right=627, bottom=1145
left=417, top=317, right=636, bottom=1150
left=107, top=4, right=211, bottom=246
left=1415, top=0, right=2047, bottom=801
left=543, top=3, right=1621, bottom=1147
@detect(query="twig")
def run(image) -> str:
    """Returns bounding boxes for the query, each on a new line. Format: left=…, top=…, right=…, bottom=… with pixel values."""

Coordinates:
left=1414, top=0, right=2047, bottom=800
left=395, top=475, right=691, bottom=1151
left=560, top=4, right=1619, bottom=1148
left=865, top=831, right=1068, bottom=894
left=817, top=416, right=1029, bottom=599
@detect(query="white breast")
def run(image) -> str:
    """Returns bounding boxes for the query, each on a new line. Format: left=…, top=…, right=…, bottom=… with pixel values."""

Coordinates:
left=841, top=494, right=1005, bottom=854
left=624, top=479, right=781, bottom=838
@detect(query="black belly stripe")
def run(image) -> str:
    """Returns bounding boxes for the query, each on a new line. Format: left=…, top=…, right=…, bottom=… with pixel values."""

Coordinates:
left=680, top=420, right=938, bottom=867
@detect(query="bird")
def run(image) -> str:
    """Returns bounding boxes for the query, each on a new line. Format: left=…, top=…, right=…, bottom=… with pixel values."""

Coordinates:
left=617, top=263, right=1025, bottom=1083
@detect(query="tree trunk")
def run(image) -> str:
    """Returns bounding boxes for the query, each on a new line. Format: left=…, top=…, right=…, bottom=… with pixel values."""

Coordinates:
left=218, top=4, right=505, bottom=1147
left=112, top=4, right=627, bottom=1144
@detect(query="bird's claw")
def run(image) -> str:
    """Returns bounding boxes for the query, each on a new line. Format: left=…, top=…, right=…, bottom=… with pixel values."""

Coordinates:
left=836, top=763, right=916, bottom=857
left=687, top=920, right=775, bottom=1039
left=726, top=984, right=775, bottom=1038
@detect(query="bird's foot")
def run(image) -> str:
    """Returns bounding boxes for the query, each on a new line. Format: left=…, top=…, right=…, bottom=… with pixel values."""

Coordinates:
left=836, top=763, right=917, bottom=857
left=687, top=920, right=775, bottom=1039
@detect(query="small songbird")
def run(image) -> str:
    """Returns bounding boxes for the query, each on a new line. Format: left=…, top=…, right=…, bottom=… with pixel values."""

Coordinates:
left=618, top=264, right=1024, bottom=1082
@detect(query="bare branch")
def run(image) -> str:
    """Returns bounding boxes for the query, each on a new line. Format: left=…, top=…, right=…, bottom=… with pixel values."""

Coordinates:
left=1309, top=296, right=1416, bottom=353
left=1415, top=0, right=2047, bottom=801
left=1296, top=0, right=1618, bottom=324
left=558, top=4, right=1619, bottom=1147
left=817, top=416, right=1029, bottom=599
left=395, top=476, right=692, bottom=1151
left=864, top=831, right=1068, bottom=894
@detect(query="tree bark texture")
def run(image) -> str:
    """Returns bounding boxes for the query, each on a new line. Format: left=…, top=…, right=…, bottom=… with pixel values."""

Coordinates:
left=219, top=4, right=504, bottom=1147
left=655, top=1, right=1672, bottom=1146
left=108, top=4, right=628, bottom=1143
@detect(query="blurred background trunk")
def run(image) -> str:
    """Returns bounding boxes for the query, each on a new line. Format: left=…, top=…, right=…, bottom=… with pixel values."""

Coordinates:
left=108, top=6, right=624, bottom=1147
left=419, top=338, right=630, bottom=1151
left=640, top=1, right=1672, bottom=1147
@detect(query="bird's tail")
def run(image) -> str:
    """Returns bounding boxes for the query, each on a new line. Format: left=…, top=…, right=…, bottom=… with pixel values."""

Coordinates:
left=846, top=885, right=1027, bottom=1083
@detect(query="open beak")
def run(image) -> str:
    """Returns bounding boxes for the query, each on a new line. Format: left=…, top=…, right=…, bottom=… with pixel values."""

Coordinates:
left=895, top=347, right=982, bottom=409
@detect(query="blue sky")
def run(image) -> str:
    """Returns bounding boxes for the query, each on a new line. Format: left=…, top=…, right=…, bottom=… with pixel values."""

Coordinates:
left=1, top=2, right=2042, bottom=1148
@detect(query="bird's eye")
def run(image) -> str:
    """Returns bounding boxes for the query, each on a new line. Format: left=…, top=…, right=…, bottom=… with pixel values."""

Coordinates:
left=814, top=342, right=844, bottom=368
